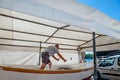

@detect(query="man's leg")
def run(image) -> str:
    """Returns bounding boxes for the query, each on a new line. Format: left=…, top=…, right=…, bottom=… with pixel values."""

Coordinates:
left=48, top=61, right=52, bottom=69
left=40, top=63, right=46, bottom=69
left=40, top=52, right=49, bottom=69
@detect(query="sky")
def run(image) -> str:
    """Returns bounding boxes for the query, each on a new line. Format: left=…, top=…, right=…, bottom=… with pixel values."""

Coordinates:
left=77, top=0, right=120, bottom=21
left=86, top=52, right=93, bottom=54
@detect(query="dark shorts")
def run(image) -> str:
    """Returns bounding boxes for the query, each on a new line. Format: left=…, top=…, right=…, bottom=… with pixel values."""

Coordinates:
left=41, top=52, right=50, bottom=64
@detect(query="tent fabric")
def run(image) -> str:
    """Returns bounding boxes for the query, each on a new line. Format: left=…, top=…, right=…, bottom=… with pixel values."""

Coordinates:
left=0, top=0, right=120, bottom=66
left=0, top=0, right=120, bottom=52
left=0, top=0, right=120, bottom=39
left=0, top=50, right=39, bottom=65
left=0, top=50, right=79, bottom=65
left=0, top=8, right=120, bottom=52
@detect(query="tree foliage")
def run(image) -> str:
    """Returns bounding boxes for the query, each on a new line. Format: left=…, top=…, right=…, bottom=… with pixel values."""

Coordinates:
left=85, top=54, right=93, bottom=59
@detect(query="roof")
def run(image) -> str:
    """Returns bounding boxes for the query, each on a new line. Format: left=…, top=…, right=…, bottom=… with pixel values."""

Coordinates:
left=0, top=0, right=120, bottom=52
left=108, top=55, right=120, bottom=58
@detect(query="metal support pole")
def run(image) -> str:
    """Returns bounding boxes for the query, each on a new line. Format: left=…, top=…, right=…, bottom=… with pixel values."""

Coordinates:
left=93, top=32, right=97, bottom=80
left=39, top=41, right=41, bottom=65
left=78, top=49, right=81, bottom=63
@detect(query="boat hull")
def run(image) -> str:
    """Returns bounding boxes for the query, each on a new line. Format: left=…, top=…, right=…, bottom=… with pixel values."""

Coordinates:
left=0, top=63, right=93, bottom=80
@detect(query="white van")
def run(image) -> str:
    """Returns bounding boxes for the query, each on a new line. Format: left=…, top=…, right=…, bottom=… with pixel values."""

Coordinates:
left=97, top=55, right=120, bottom=80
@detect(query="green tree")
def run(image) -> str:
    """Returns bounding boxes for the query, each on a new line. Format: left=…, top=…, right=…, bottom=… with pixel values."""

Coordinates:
left=85, top=54, right=93, bottom=59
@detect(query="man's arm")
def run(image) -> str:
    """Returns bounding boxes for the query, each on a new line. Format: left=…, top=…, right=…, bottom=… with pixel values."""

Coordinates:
left=52, top=55, right=59, bottom=61
left=57, top=53, right=66, bottom=62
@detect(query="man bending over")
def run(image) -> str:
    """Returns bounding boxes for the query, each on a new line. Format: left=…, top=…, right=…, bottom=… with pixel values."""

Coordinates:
left=40, top=44, right=67, bottom=69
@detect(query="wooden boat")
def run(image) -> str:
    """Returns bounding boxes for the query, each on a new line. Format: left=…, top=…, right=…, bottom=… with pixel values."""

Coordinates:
left=0, top=62, right=93, bottom=80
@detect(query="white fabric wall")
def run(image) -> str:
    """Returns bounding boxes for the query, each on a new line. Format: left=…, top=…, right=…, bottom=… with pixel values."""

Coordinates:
left=0, top=50, right=79, bottom=65
left=0, top=50, right=39, bottom=65
left=50, top=52, right=79, bottom=65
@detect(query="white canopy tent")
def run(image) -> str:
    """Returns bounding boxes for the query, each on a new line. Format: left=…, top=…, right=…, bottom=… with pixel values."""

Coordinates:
left=0, top=0, right=120, bottom=65
left=0, top=0, right=120, bottom=39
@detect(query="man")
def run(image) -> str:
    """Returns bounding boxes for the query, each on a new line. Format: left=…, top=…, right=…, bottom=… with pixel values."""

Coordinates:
left=40, top=44, right=67, bottom=69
